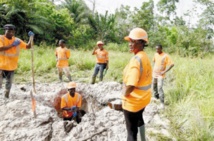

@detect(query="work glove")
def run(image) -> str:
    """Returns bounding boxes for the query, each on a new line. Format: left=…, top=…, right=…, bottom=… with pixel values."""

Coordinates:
left=28, top=31, right=35, bottom=37
left=12, top=39, right=21, bottom=46
left=72, top=111, right=77, bottom=118
left=70, top=106, right=77, bottom=111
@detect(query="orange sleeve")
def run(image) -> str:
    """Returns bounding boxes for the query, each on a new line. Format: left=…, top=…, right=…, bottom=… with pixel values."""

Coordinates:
left=19, top=39, right=27, bottom=49
left=61, top=97, right=67, bottom=109
left=0, top=38, right=3, bottom=47
left=166, top=55, right=173, bottom=66
left=106, top=51, right=109, bottom=61
left=66, top=49, right=70, bottom=59
left=125, top=59, right=140, bottom=86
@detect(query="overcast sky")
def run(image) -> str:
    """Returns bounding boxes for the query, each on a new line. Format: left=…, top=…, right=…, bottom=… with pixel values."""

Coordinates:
left=55, top=0, right=203, bottom=25
left=83, top=0, right=203, bottom=25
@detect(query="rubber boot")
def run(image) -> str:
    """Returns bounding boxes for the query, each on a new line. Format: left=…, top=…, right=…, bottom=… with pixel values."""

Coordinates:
left=138, top=125, right=146, bottom=141
left=4, top=89, right=10, bottom=98
left=67, top=75, right=72, bottom=82
left=63, top=121, right=68, bottom=132
left=91, top=77, right=96, bottom=84
left=59, top=73, right=62, bottom=82
left=99, top=77, right=103, bottom=82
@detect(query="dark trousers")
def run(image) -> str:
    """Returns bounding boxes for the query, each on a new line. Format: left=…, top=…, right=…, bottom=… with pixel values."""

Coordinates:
left=63, top=110, right=85, bottom=124
left=0, top=70, right=14, bottom=90
left=123, top=108, right=145, bottom=141
left=92, top=63, right=106, bottom=81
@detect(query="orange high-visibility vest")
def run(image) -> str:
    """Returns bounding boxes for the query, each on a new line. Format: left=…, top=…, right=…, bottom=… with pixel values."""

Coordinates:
left=0, top=35, right=27, bottom=71
left=153, top=52, right=173, bottom=78
left=61, top=92, right=82, bottom=118
left=55, top=47, right=70, bottom=68
left=122, top=51, right=152, bottom=112
left=94, top=49, right=108, bottom=63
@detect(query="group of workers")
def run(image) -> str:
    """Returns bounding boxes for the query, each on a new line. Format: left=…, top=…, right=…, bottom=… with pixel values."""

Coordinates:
left=0, top=24, right=174, bottom=140
left=55, top=39, right=109, bottom=84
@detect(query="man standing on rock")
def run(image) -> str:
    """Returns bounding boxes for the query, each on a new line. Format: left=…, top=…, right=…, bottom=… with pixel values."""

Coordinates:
left=61, top=82, right=82, bottom=132
left=91, top=41, right=109, bottom=84
left=122, top=28, right=152, bottom=141
left=0, top=24, right=34, bottom=98
left=152, top=44, right=174, bottom=109
left=55, top=39, right=72, bottom=82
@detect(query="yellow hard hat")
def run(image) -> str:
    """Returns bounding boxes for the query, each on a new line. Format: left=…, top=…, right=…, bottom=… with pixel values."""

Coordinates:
left=97, top=41, right=104, bottom=45
left=124, top=28, right=148, bottom=43
left=67, top=82, right=76, bottom=89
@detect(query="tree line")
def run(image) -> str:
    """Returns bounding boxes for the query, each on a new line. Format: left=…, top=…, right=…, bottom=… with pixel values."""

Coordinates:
left=0, top=0, right=213, bottom=56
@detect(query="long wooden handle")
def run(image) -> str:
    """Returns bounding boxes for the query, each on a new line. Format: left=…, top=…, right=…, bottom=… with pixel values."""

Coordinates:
left=30, top=36, right=36, bottom=93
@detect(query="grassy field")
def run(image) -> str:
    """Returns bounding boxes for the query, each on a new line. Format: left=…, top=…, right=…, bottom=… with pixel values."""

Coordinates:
left=15, top=44, right=214, bottom=140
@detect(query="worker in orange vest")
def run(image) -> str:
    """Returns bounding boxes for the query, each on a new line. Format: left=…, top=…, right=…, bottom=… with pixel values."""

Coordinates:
left=0, top=24, right=34, bottom=98
left=122, top=28, right=152, bottom=141
left=55, top=39, right=71, bottom=82
left=61, top=82, right=82, bottom=131
left=91, top=41, right=109, bottom=84
left=152, top=44, right=174, bottom=109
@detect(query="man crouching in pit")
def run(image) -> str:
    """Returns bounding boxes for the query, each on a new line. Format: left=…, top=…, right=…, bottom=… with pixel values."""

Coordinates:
left=61, top=82, right=82, bottom=133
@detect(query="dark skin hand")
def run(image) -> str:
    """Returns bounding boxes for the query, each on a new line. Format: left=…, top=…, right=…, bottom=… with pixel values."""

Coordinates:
left=123, top=85, right=135, bottom=97
left=92, top=44, right=104, bottom=55
left=0, top=29, right=32, bottom=51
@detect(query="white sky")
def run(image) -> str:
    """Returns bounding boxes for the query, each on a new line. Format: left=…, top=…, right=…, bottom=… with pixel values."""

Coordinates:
left=84, top=0, right=203, bottom=25
left=55, top=0, right=203, bottom=25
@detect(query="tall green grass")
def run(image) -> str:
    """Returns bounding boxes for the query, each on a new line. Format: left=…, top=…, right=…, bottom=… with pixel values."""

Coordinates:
left=15, top=44, right=214, bottom=140
left=166, top=55, right=214, bottom=140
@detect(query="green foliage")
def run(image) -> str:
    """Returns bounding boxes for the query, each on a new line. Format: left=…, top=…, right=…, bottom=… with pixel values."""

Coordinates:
left=0, top=0, right=213, bottom=57
left=105, top=43, right=129, bottom=52
left=132, top=0, right=154, bottom=32
left=157, top=0, right=179, bottom=16
left=165, top=55, right=214, bottom=140
left=88, top=11, right=118, bottom=43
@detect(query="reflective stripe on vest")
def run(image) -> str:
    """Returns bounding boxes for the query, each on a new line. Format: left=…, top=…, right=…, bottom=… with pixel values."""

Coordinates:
left=64, top=93, right=80, bottom=106
left=133, top=55, right=151, bottom=91
left=0, top=35, right=20, bottom=57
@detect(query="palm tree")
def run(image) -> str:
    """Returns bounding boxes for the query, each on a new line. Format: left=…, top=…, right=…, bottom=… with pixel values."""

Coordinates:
left=1, top=0, right=50, bottom=40
left=62, top=0, right=90, bottom=24
left=88, top=11, right=118, bottom=42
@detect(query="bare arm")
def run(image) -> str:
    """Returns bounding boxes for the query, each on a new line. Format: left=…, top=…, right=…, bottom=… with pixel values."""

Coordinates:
left=26, top=37, right=33, bottom=49
left=122, top=85, right=135, bottom=97
left=92, top=46, right=97, bottom=55
left=0, top=44, right=14, bottom=51
left=106, top=60, right=109, bottom=69
left=161, top=64, right=174, bottom=75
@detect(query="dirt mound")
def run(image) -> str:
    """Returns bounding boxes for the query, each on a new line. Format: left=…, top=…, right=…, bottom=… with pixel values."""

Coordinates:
left=0, top=82, right=175, bottom=141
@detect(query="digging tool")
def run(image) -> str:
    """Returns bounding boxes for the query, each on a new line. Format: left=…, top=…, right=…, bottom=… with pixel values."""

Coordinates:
left=30, top=90, right=37, bottom=118
left=29, top=32, right=37, bottom=118
left=30, top=35, right=36, bottom=93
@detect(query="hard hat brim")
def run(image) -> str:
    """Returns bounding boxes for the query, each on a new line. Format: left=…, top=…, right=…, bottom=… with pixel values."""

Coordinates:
left=124, top=36, right=131, bottom=41
left=67, top=86, right=75, bottom=89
